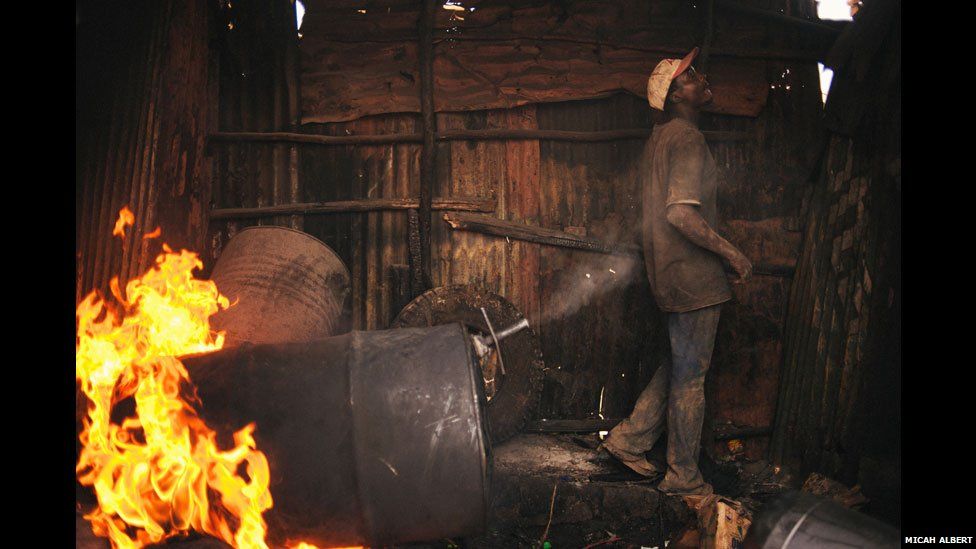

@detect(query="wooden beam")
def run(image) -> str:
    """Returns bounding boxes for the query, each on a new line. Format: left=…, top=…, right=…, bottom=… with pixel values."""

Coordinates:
left=209, top=129, right=752, bottom=146
left=429, top=36, right=828, bottom=63
left=209, top=197, right=496, bottom=220
left=417, top=0, right=437, bottom=291
left=439, top=128, right=749, bottom=142
left=210, top=131, right=422, bottom=145
left=443, top=212, right=641, bottom=257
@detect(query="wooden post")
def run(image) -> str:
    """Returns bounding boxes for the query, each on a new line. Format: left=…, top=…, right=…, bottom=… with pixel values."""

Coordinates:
left=407, top=209, right=425, bottom=298
left=417, top=0, right=438, bottom=290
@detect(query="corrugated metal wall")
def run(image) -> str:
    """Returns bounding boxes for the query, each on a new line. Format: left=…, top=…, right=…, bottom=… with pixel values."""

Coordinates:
left=205, top=0, right=304, bottom=273
left=203, top=0, right=827, bottom=459
left=213, top=82, right=820, bottom=442
left=278, top=98, right=662, bottom=422
left=76, top=0, right=217, bottom=302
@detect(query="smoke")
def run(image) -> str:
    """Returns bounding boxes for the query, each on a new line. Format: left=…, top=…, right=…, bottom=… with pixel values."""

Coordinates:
left=533, top=210, right=645, bottom=327
left=538, top=251, right=642, bottom=326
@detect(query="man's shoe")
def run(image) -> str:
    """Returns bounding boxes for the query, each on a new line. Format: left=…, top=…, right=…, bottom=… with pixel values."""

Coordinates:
left=598, top=442, right=661, bottom=478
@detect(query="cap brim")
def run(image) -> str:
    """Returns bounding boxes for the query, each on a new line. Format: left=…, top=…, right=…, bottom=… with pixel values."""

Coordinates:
left=671, top=47, right=700, bottom=81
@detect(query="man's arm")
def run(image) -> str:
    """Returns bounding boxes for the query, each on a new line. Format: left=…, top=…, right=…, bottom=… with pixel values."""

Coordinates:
left=665, top=204, right=752, bottom=282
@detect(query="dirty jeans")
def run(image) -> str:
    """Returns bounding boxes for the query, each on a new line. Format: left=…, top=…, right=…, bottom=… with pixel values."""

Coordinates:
left=605, top=303, right=722, bottom=494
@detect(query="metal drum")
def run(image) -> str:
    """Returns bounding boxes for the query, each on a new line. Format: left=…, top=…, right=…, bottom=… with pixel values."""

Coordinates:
left=743, top=491, right=899, bottom=549
left=183, top=323, right=492, bottom=547
left=209, top=226, right=351, bottom=345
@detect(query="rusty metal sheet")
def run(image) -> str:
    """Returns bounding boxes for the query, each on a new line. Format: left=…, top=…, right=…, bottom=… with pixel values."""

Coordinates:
left=300, top=0, right=768, bottom=123
left=76, top=0, right=215, bottom=303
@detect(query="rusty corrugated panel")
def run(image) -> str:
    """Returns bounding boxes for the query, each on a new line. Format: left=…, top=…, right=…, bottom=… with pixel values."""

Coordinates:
left=76, top=0, right=215, bottom=303
left=299, top=0, right=769, bottom=123
left=293, top=89, right=818, bottom=452
left=298, top=115, right=419, bottom=330
left=534, top=94, right=658, bottom=420
left=700, top=59, right=823, bottom=460
left=207, top=0, right=304, bottom=274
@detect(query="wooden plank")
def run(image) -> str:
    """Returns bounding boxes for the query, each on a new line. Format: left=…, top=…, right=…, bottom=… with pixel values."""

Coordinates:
left=210, top=128, right=752, bottom=145
left=210, top=196, right=496, bottom=219
left=443, top=211, right=641, bottom=257
left=496, top=105, right=543, bottom=328
left=442, top=111, right=507, bottom=291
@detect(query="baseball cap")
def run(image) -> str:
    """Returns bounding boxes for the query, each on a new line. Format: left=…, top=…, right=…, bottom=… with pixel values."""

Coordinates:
left=646, top=47, right=700, bottom=110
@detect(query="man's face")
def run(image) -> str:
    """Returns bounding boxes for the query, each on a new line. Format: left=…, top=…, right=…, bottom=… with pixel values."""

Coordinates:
left=671, top=66, right=713, bottom=108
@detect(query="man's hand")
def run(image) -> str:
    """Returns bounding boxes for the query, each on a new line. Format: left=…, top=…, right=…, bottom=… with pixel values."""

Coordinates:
left=728, top=249, right=752, bottom=284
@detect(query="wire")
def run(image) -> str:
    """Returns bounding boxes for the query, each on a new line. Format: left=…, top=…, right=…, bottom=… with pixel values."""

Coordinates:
left=539, top=480, right=559, bottom=547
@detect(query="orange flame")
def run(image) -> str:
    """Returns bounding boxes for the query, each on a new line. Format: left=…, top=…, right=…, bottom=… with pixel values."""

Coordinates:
left=112, top=206, right=135, bottom=239
left=142, top=226, right=162, bottom=240
left=77, top=212, right=273, bottom=548
left=78, top=208, right=361, bottom=549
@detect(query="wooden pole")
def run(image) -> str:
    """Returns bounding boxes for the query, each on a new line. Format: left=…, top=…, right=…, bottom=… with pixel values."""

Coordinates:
left=209, top=129, right=752, bottom=146
left=443, top=212, right=641, bottom=257
left=209, top=196, right=496, bottom=220
left=407, top=209, right=425, bottom=298
left=417, top=0, right=437, bottom=290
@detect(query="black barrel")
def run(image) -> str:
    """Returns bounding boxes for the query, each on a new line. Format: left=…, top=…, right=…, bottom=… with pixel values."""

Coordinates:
left=743, top=491, right=899, bottom=549
left=209, top=226, right=352, bottom=345
left=183, top=324, right=492, bottom=547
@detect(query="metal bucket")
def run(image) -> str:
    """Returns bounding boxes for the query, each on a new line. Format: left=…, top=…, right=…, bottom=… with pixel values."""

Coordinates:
left=743, top=491, right=899, bottom=549
left=183, top=323, right=492, bottom=547
left=209, top=226, right=351, bottom=346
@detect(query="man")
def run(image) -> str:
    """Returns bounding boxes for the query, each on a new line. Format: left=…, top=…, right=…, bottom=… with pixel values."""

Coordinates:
left=600, top=47, right=752, bottom=496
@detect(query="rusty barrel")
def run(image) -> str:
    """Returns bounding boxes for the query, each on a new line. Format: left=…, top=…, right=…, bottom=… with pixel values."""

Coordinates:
left=209, top=226, right=351, bottom=346
left=183, top=323, right=492, bottom=547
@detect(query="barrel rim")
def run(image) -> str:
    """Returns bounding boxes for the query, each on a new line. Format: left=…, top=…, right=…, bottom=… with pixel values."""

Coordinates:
left=229, top=225, right=351, bottom=280
left=453, top=320, right=493, bottom=527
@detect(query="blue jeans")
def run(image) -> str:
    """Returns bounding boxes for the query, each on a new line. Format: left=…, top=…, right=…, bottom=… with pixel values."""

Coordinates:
left=605, top=303, right=722, bottom=494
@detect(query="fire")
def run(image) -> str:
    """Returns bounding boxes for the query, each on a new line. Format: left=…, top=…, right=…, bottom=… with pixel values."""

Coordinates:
left=112, top=206, right=135, bottom=238
left=77, top=209, right=271, bottom=548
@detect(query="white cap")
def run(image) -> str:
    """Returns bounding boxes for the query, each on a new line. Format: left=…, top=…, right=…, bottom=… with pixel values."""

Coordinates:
left=646, top=47, right=699, bottom=110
